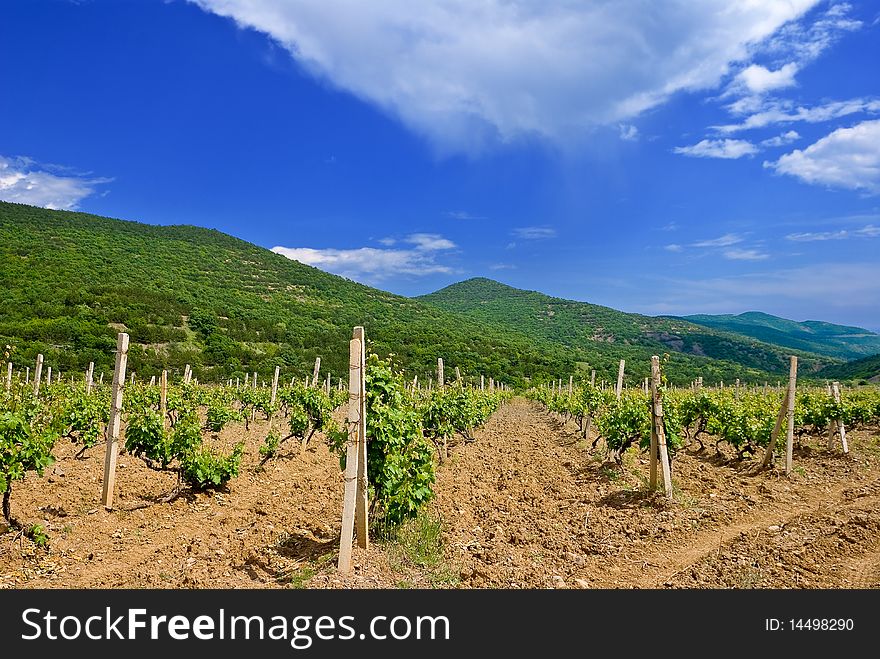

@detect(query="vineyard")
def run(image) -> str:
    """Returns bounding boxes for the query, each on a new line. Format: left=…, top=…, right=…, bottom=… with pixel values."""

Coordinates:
left=1, top=336, right=880, bottom=589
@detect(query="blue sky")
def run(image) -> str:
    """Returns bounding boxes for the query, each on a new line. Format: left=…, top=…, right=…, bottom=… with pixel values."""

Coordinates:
left=2, top=1, right=879, bottom=330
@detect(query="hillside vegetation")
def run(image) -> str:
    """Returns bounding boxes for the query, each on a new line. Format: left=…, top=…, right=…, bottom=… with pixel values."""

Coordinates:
left=418, top=278, right=839, bottom=381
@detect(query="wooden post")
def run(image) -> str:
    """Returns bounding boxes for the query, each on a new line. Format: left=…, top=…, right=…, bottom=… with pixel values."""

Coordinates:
left=338, top=329, right=365, bottom=573
left=99, top=372, right=104, bottom=385
left=735, top=378, right=740, bottom=399
left=184, top=364, right=191, bottom=384
left=437, top=358, right=444, bottom=389
left=643, top=377, right=648, bottom=394
left=480, top=375, right=484, bottom=391
left=825, top=384, right=835, bottom=449
left=761, top=388, right=790, bottom=469
left=590, top=370, right=596, bottom=387
left=33, top=354, right=43, bottom=397
left=832, top=382, right=848, bottom=454
left=784, top=356, right=798, bottom=476
left=489, top=377, right=494, bottom=392
left=455, top=366, right=461, bottom=385
left=101, top=333, right=129, bottom=510
left=46, top=366, right=52, bottom=387
left=149, top=375, right=156, bottom=386
left=312, top=357, right=321, bottom=388
left=325, top=372, right=331, bottom=395
left=353, top=327, right=368, bottom=550
left=650, top=356, right=673, bottom=499
left=25, top=366, right=29, bottom=384
left=160, top=370, right=168, bottom=431
left=615, top=359, right=625, bottom=400
left=271, top=365, right=280, bottom=407
left=252, top=371, right=257, bottom=389
left=5, top=361, right=11, bottom=392
left=568, top=375, right=573, bottom=396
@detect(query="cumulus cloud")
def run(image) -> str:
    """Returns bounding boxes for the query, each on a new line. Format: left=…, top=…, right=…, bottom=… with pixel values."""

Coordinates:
left=272, top=233, right=456, bottom=280
left=674, top=138, right=758, bottom=159
left=760, top=130, right=800, bottom=147
left=766, top=119, right=880, bottom=193
left=0, top=155, right=111, bottom=210
left=733, top=62, right=799, bottom=94
left=190, top=0, right=818, bottom=152
left=512, top=226, right=556, bottom=240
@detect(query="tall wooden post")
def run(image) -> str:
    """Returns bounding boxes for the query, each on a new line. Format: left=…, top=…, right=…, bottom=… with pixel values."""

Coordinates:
left=312, top=357, right=321, bottom=388
left=5, top=361, right=11, bottom=392
left=353, top=327, right=368, bottom=550
left=615, top=359, right=625, bottom=400
left=101, top=333, right=130, bottom=510
left=480, top=375, right=485, bottom=391
left=455, top=366, right=461, bottom=385
left=33, top=354, right=43, bottom=397
left=568, top=375, right=573, bottom=396
left=489, top=377, right=494, bottom=392
left=46, top=366, right=52, bottom=387
left=437, top=358, right=444, bottom=389
left=825, top=384, right=835, bottom=449
left=590, top=370, right=596, bottom=387
left=271, top=365, right=280, bottom=407
left=832, top=382, right=848, bottom=454
left=650, top=356, right=673, bottom=499
left=160, top=370, right=168, bottom=431
left=25, top=366, right=29, bottom=384
left=339, top=328, right=367, bottom=573
left=784, top=356, right=798, bottom=476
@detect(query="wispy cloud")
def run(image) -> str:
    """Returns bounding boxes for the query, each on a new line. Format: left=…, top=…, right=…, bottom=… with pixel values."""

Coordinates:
left=444, top=210, right=486, bottom=220
left=673, top=138, right=758, bottom=159
left=489, top=263, right=516, bottom=271
left=0, top=155, right=111, bottom=210
left=715, top=97, right=880, bottom=134
left=618, top=124, right=639, bottom=141
left=723, top=248, right=769, bottom=260
left=272, top=233, right=457, bottom=281
left=692, top=233, right=745, bottom=248
left=664, top=243, right=683, bottom=252
left=786, top=224, right=880, bottom=241
left=512, top=226, right=557, bottom=240
left=765, top=119, right=880, bottom=194
left=191, top=0, right=817, bottom=153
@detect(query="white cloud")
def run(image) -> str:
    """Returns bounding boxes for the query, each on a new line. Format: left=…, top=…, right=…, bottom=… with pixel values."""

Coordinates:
left=786, top=224, right=880, bottom=241
left=733, top=62, right=798, bottom=94
left=673, top=138, right=758, bottom=159
left=489, top=263, right=516, bottom=271
left=272, top=232, right=456, bottom=280
left=723, top=248, right=769, bottom=260
left=664, top=243, right=683, bottom=252
left=692, top=233, right=744, bottom=248
left=512, top=226, right=556, bottom=240
left=761, top=1, right=862, bottom=64
left=760, top=130, right=800, bottom=147
left=190, top=0, right=818, bottom=152
left=0, top=155, right=111, bottom=210
left=406, top=233, right=456, bottom=251
left=766, top=119, right=880, bottom=193
left=715, top=97, right=880, bottom=133
left=618, top=124, right=639, bottom=141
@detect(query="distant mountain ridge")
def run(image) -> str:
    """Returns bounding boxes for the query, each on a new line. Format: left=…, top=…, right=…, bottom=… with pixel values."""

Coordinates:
left=676, top=311, right=880, bottom=361
left=418, top=278, right=840, bottom=381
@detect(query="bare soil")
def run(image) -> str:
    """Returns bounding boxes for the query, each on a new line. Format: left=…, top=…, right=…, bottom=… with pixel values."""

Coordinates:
left=2, top=398, right=879, bottom=589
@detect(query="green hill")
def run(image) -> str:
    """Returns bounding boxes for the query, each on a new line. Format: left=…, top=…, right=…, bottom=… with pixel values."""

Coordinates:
left=418, top=278, right=839, bottom=382
left=0, top=202, right=578, bottom=386
left=677, top=311, right=880, bottom=361
left=819, top=354, right=880, bottom=383
left=0, top=202, right=839, bottom=388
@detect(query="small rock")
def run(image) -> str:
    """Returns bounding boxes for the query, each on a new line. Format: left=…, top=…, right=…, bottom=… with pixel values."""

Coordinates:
left=574, top=579, right=590, bottom=589
left=551, top=575, right=566, bottom=588
left=768, top=525, right=781, bottom=532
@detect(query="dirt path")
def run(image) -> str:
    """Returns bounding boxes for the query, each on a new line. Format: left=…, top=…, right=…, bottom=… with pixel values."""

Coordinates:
left=2, top=397, right=879, bottom=589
